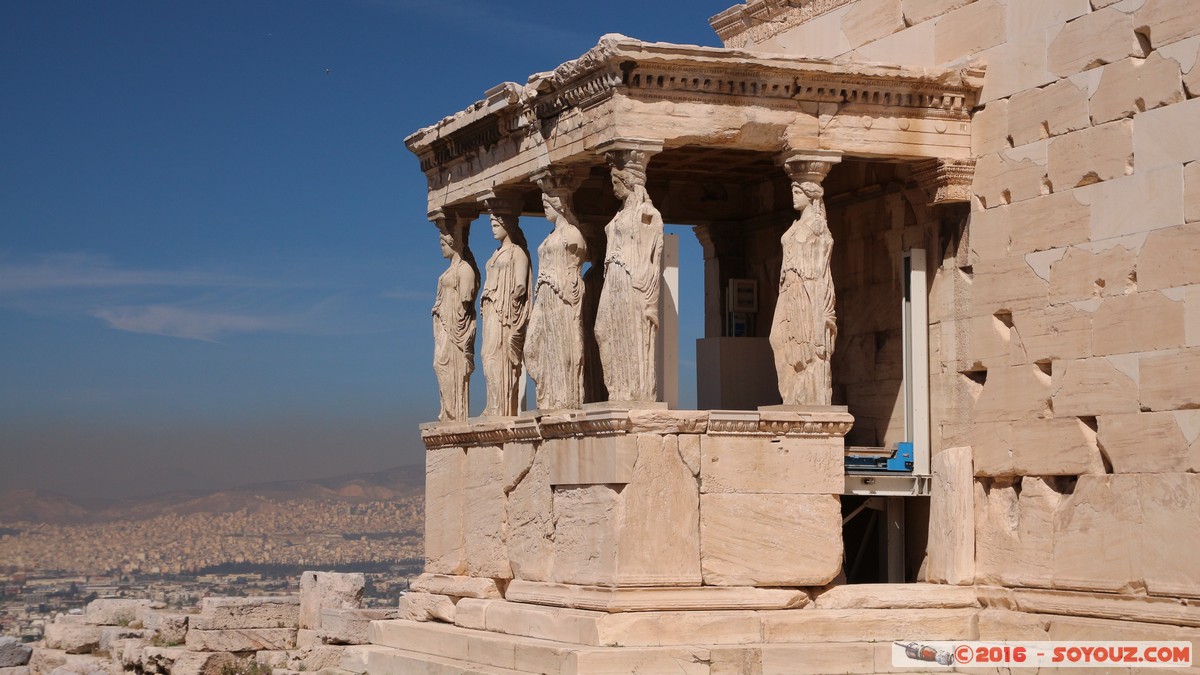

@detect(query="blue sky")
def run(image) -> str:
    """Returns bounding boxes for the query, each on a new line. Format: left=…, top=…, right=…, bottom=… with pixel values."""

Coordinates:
left=0, top=1, right=731, bottom=498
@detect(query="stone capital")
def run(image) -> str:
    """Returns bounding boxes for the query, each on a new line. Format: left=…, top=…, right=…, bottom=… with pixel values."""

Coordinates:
left=912, top=158, right=975, bottom=205
left=429, top=206, right=478, bottom=242
left=693, top=224, right=717, bottom=257
left=596, top=138, right=664, bottom=186
left=780, top=150, right=842, bottom=185
left=531, top=165, right=585, bottom=198
left=475, top=188, right=524, bottom=220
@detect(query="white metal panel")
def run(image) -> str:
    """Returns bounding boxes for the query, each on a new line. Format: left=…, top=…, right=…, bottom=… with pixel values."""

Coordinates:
left=903, top=249, right=931, bottom=477
left=657, top=234, right=680, bottom=408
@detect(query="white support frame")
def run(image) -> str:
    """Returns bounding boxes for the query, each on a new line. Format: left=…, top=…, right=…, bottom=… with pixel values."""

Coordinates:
left=903, top=248, right=931, bottom=477
left=657, top=234, right=680, bottom=408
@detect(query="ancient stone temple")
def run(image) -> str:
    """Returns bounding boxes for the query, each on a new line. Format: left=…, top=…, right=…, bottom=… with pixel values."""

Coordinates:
left=353, top=2, right=1200, bottom=672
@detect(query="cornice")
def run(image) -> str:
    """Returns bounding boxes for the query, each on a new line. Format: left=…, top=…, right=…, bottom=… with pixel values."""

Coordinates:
left=420, top=408, right=854, bottom=449
left=404, top=34, right=984, bottom=176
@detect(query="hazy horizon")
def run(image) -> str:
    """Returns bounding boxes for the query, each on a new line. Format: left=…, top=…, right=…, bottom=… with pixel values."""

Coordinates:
left=1, top=1, right=722, bottom=499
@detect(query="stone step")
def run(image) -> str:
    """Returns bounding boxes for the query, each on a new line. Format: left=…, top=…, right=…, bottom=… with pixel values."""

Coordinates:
left=362, top=646, right=528, bottom=675
left=715, top=643, right=936, bottom=675
left=810, top=582, right=980, bottom=610
left=761, top=607, right=980, bottom=644
left=505, top=580, right=809, bottom=612
left=368, top=620, right=715, bottom=673
left=379, top=600, right=981, bottom=648
left=357, top=624, right=958, bottom=675
left=368, top=620, right=574, bottom=671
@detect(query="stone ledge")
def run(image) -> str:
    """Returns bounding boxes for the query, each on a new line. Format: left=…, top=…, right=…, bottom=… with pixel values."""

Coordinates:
left=505, top=580, right=809, bottom=612
left=812, top=583, right=980, bottom=610
left=420, top=417, right=540, bottom=450
left=365, top=609, right=987, bottom=672
left=354, top=631, right=953, bottom=675
left=761, top=607, right=981, bottom=643
left=373, top=603, right=984, bottom=649
left=421, top=408, right=854, bottom=449
left=1010, top=588, right=1200, bottom=628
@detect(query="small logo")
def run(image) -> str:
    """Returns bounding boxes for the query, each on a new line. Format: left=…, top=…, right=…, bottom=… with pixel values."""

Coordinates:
left=895, top=642, right=954, bottom=666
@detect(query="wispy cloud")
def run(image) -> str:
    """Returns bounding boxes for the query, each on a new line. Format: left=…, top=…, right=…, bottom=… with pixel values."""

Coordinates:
left=91, top=305, right=284, bottom=342
left=0, top=252, right=407, bottom=342
left=0, top=252, right=268, bottom=293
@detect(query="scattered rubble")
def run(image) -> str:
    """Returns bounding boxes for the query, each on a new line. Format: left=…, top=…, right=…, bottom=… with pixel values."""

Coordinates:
left=22, top=572, right=367, bottom=675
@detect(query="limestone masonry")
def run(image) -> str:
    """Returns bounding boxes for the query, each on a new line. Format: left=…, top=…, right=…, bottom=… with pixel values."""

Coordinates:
left=20, top=0, right=1200, bottom=673
left=393, top=0, right=1200, bottom=670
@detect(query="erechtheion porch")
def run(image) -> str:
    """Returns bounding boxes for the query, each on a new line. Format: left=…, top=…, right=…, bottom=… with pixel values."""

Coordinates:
left=410, top=34, right=980, bottom=416
left=388, top=33, right=988, bottom=672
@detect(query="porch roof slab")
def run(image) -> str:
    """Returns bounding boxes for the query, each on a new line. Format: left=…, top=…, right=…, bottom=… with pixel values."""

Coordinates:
left=405, top=34, right=983, bottom=213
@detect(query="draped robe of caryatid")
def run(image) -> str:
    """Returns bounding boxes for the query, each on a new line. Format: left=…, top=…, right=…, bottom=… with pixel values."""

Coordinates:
left=525, top=200, right=587, bottom=410
left=480, top=230, right=532, bottom=417
left=595, top=183, right=663, bottom=402
left=431, top=242, right=478, bottom=422
left=769, top=199, right=837, bottom=405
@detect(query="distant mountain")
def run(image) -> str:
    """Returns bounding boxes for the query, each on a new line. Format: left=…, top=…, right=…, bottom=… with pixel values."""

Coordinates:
left=0, top=489, right=91, bottom=524
left=0, top=464, right=424, bottom=525
left=240, top=465, right=425, bottom=501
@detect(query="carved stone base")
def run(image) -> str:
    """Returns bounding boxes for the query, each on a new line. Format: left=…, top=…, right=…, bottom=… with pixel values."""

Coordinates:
left=419, top=407, right=852, bottom=590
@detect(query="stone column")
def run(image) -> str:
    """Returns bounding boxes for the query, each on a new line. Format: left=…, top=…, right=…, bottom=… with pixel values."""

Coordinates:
left=769, top=150, right=842, bottom=406
left=594, top=138, right=665, bottom=404
left=579, top=214, right=609, bottom=404
left=430, top=207, right=480, bottom=423
left=693, top=224, right=723, bottom=340
left=913, top=158, right=975, bottom=205
left=477, top=190, right=532, bottom=417
left=526, top=166, right=588, bottom=411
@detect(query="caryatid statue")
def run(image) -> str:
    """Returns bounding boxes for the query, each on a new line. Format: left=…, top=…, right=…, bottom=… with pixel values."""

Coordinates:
left=430, top=209, right=480, bottom=422
left=770, top=152, right=842, bottom=406
left=525, top=167, right=588, bottom=410
left=478, top=192, right=533, bottom=417
left=594, top=140, right=664, bottom=402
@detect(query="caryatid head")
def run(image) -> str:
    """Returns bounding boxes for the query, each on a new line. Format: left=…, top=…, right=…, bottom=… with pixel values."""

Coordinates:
left=604, top=147, right=652, bottom=201
left=791, top=180, right=824, bottom=212
left=533, top=165, right=584, bottom=227
left=432, top=208, right=472, bottom=259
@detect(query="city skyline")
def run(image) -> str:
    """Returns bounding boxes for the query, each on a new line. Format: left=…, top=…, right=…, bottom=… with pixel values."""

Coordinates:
left=1, top=1, right=725, bottom=498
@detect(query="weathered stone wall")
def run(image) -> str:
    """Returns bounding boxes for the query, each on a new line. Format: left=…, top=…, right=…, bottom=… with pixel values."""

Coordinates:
left=726, top=0, right=1200, bottom=601
left=419, top=408, right=851, bottom=598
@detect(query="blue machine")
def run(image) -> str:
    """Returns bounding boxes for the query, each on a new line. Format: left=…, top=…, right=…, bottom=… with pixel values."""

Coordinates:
left=845, top=441, right=914, bottom=473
